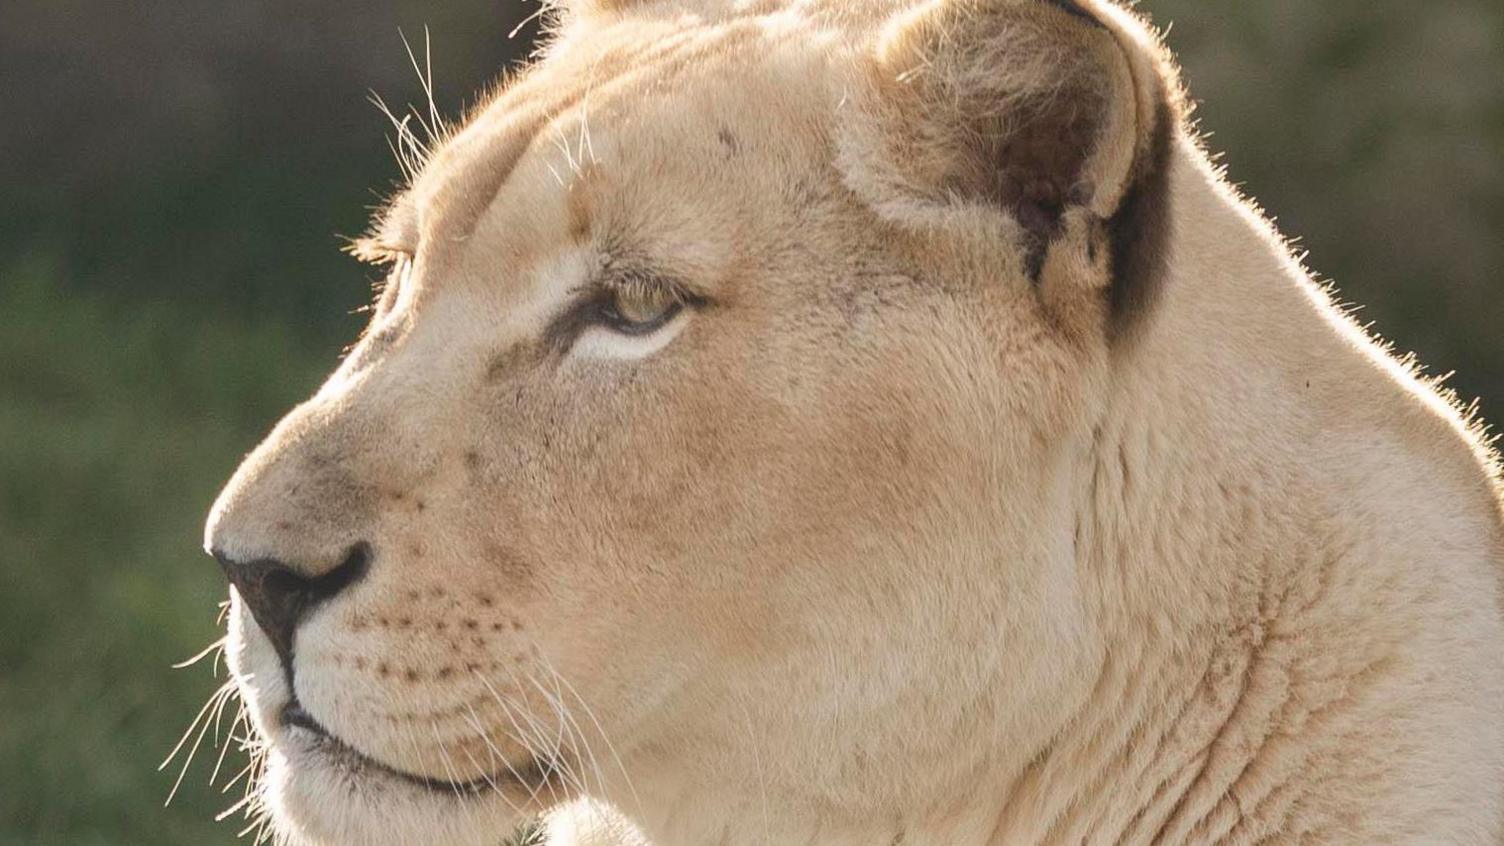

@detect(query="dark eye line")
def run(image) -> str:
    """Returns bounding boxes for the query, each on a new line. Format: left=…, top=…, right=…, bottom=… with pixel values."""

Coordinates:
left=590, top=295, right=684, bottom=336
left=541, top=275, right=705, bottom=354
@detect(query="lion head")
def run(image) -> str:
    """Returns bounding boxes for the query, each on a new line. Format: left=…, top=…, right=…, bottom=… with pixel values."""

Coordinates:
left=205, top=1, right=1181, bottom=843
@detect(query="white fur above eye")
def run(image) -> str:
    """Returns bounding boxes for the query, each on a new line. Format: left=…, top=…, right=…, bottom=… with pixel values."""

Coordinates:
left=571, top=313, right=692, bottom=361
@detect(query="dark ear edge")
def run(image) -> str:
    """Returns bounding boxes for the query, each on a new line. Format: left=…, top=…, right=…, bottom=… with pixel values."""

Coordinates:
left=857, top=0, right=1184, bottom=343
left=1036, top=0, right=1179, bottom=344
left=1104, top=81, right=1175, bottom=344
left=1041, top=0, right=1108, bottom=28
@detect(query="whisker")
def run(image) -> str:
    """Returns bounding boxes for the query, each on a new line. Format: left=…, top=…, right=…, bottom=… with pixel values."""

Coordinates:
left=209, top=699, right=248, bottom=786
left=209, top=681, right=238, bottom=752
left=476, top=671, right=565, bottom=806
left=398, top=28, right=444, bottom=145
left=544, top=658, right=642, bottom=814
left=368, top=93, right=430, bottom=183
left=423, top=27, right=441, bottom=139
left=429, top=722, right=468, bottom=802
left=509, top=3, right=549, bottom=41
left=166, top=695, right=230, bottom=805
left=453, top=726, right=522, bottom=815
left=526, top=669, right=606, bottom=801
left=498, top=663, right=583, bottom=796
left=464, top=700, right=548, bottom=807
left=172, top=637, right=227, bottom=669
left=577, top=90, right=596, bottom=167
left=218, top=754, right=257, bottom=796
left=161, top=679, right=235, bottom=770
left=551, top=125, right=581, bottom=177
left=216, top=789, right=260, bottom=823
left=400, top=718, right=433, bottom=790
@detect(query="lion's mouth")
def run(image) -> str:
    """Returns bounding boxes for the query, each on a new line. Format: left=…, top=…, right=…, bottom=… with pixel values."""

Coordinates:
left=278, top=699, right=553, bottom=797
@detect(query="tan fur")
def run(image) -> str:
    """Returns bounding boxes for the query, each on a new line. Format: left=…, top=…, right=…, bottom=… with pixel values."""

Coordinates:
left=205, top=1, right=1504, bottom=844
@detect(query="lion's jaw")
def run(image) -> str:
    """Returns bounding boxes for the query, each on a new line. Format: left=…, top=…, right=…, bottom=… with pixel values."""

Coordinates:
left=204, top=1, right=1504, bottom=845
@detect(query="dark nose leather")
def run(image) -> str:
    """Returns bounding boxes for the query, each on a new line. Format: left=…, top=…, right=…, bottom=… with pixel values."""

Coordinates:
left=213, top=543, right=371, bottom=669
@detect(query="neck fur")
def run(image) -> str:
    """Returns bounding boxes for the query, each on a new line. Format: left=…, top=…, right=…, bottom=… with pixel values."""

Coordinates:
left=571, top=137, right=1504, bottom=846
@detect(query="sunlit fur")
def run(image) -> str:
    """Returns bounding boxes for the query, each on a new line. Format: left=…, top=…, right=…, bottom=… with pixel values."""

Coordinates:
left=197, top=0, right=1504, bottom=844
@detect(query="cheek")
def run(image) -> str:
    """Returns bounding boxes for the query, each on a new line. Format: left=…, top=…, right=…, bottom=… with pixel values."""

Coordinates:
left=460, top=304, right=993, bottom=618
left=455, top=368, right=752, bottom=649
left=493, top=329, right=943, bottom=559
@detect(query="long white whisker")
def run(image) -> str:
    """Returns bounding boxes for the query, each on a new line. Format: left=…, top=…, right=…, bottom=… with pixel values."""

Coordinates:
left=464, top=698, right=550, bottom=808
left=544, top=658, right=642, bottom=815
left=368, top=92, right=430, bottom=182
left=551, top=125, right=581, bottom=177
left=452, top=722, right=522, bottom=816
left=216, top=788, right=260, bottom=823
left=400, top=718, right=433, bottom=787
left=499, top=662, right=586, bottom=797
left=226, top=703, right=252, bottom=765
left=162, top=680, right=237, bottom=806
left=545, top=676, right=601, bottom=799
left=576, top=78, right=597, bottom=167
left=165, top=687, right=229, bottom=805
left=423, top=26, right=442, bottom=142
left=527, top=668, right=606, bottom=801
left=173, top=637, right=226, bottom=669
left=479, top=670, right=568, bottom=805
left=206, top=686, right=243, bottom=785
left=398, top=28, right=443, bottom=145
left=509, top=3, right=548, bottom=40
left=430, top=722, right=468, bottom=802
left=218, top=754, right=257, bottom=797
left=161, top=679, right=234, bottom=770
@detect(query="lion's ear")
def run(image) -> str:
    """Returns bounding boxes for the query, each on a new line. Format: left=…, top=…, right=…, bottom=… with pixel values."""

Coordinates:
left=855, top=0, right=1180, bottom=331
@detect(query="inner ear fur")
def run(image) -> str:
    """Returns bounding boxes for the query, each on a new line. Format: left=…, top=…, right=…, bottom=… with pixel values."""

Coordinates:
left=871, top=0, right=1178, bottom=331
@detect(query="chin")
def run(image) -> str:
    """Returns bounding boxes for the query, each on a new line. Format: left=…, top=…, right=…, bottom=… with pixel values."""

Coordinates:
left=223, top=619, right=550, bottom=846
left=259, top=721, right=533, bottom=846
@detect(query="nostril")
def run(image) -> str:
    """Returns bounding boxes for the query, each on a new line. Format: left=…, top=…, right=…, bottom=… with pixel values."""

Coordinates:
left=212, top=542, right=372, bottom=671
left=305, top=542, right=372, bottom=605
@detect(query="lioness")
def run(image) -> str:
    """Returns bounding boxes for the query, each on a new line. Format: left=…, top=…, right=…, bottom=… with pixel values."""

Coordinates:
left=203, top=0, right=1504, bottom=843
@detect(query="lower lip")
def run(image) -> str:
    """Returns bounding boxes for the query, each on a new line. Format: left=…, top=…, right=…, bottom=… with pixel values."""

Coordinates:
left=277, top=701, right=547, bottom=796
left=281, top=701, right=324, bottom=734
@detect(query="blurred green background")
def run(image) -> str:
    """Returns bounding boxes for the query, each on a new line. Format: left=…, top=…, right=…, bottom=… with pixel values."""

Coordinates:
left=1, top=0, right=1499, bottom=842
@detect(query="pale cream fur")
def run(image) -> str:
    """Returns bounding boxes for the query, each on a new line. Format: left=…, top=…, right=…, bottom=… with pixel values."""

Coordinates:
left=205, top=1, right=1504, bottom=844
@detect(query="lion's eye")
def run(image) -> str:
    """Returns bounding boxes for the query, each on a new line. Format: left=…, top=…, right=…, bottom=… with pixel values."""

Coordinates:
left=595, top=283, right=685, bottom=335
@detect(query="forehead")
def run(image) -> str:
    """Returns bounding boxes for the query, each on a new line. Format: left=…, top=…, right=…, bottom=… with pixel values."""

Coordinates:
left=391, top=12, right=841, bottom=275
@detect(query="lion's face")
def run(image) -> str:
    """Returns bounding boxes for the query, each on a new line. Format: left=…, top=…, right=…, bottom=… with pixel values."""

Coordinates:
left=206, top=2, right=1171, bottom=843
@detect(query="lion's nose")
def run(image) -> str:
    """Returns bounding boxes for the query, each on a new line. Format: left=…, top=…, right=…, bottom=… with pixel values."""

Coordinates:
left=213, top=543, right=371, bottom=669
